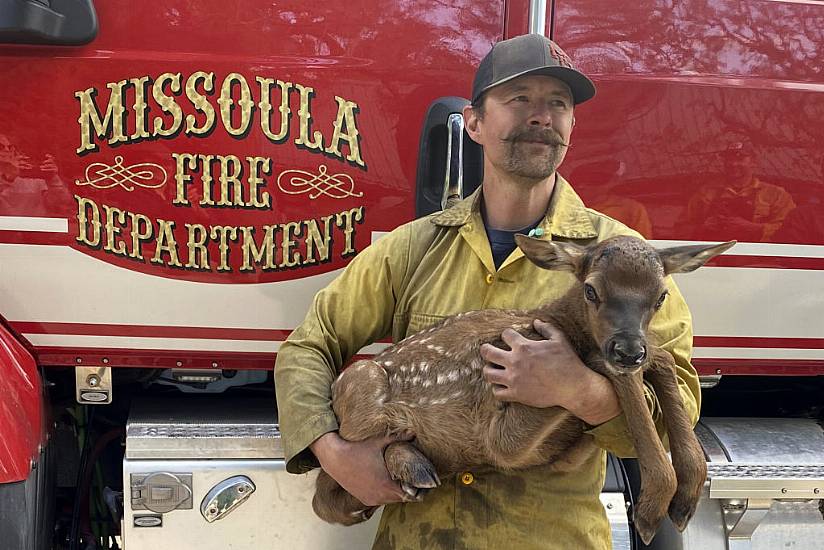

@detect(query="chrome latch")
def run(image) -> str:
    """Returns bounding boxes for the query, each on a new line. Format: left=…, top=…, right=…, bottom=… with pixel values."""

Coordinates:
left=76, top=366, right=112, bottom=404
left=200, top=475, right=256, bottom=522
left=131, top=472, right=193, bottom=514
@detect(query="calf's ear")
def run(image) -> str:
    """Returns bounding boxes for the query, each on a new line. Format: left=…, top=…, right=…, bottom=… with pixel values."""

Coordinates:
left=657, top=241, right=736, bottom=274
left=515, top=235, right=586, bottom=274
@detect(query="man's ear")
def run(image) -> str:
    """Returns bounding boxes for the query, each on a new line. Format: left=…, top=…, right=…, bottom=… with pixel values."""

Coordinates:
left=515, top=235, right=586, bottom=274
left=463, top=104, right=482, bottom=144
left=657, top=241, right=736, bottom=274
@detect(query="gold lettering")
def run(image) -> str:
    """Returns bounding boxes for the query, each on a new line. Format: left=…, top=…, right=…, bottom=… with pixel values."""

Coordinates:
left=303, top=215, right=334, bottom=264
left=294, top=83, right=323, bottom=150
left=209, top=226, right=238, bottom=271
left=151, top=219, right=183, bottom=267
left=74, top=195, right=101, bottom=246
left=127, top=212, right=153, bottom=260
left=102, top=204, right=128, bottom=256
left=152, top=72, right=183, bottom=137
left=257, top=77, right=291, bottom=142
left=279, top=221, right=303, bottom=268
left=217, top=155, right=243, bottom=206
left=326, top=96, right=365, bottom=167
left=198, top=154, right=216, bottom=206
left=130, top=76, right=151, bottom=140
left=217, top=72, right=254, bottom=136
left=172, top=152, right=198, bottom=206
left=185, top=71, right=216, bottom=135
left=240, top=225, right=278, bottom=271
left=246, top=156, right=271, bottom=209
left=336, top=207, right=364, bottom=256
left=185, top=223, right=210, bottom=269
left=75, top=81, right=128, bottom=154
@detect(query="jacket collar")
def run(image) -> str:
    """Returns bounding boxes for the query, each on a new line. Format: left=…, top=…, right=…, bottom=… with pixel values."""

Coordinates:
left=431, top=173, right=598, bottom=240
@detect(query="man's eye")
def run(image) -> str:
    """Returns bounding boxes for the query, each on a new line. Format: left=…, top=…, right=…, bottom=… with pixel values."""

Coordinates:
left=512, top=95, right=528, bottom=102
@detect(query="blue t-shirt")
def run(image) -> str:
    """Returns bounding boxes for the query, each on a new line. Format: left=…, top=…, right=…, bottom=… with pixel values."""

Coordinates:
left=483, top=214, right=543, bottom=270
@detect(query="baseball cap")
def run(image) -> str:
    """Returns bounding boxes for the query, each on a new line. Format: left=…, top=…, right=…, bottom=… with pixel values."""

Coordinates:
left=472, top=34, right=596, bottom=105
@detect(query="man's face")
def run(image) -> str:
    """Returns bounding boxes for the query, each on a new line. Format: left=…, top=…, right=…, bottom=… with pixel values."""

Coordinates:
left=465, top=75, right=575, bottom=181
left=723, top=153, right=755, bottom=186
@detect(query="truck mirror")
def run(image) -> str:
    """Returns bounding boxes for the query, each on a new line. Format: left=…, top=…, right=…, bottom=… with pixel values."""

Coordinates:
left=0, top=0, right=98, bottom=45
left=415, top=96, right=483, bottom=217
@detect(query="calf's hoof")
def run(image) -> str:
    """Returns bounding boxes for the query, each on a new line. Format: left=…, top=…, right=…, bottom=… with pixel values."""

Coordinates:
left=385, top=441, right=440, bottom=499
left=668, top=489, right=701, bottom=531
left=633, top=512, right=659, bottom=546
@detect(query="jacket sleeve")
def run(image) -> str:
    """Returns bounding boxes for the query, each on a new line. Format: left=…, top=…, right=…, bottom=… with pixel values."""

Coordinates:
left=274, top=224, right=413, bottom=473
left=583, top=278, right=701, bottom=457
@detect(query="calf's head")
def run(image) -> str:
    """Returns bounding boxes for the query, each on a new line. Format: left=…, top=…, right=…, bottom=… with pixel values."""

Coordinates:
left=515, top=234, right=734, bottom=375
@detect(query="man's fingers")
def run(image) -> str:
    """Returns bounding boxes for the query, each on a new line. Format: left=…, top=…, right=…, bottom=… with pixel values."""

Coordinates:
left=482, top=364, right=507, bottom=386
left=533, top=319, right=558, bottom=339
left=491, top=384, right=515, bottom=401
left=480, top=342, right=510, bottom=366
left=500, top=327, right=526, bottom=347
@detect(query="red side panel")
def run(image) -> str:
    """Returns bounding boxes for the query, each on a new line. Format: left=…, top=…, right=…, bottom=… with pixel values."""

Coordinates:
left=0, top=323, right=42, bottom=483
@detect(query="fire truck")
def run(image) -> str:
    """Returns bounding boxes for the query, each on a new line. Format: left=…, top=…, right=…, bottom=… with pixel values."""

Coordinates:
left=1, top=1, right=823, bottom=549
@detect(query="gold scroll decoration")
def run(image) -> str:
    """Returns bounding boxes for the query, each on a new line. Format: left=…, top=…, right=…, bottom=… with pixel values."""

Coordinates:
left=75, top=155, right=167, bottom=192
left=277, top=165, right=363, bottom=200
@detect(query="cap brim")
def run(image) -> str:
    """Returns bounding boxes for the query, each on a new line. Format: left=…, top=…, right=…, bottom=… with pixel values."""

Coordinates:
left=475, top=66, right=596, bottom=105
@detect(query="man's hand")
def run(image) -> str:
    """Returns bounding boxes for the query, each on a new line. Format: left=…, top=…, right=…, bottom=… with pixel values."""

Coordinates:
left=480, top=319, right=621, bottom=425
left=310, top=431, right=409, bottom=507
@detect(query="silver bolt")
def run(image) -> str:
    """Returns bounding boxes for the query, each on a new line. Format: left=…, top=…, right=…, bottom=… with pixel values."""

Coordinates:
left=211, top=362, right=218, bottom=368
left=238, top=486, right=245, bottom=493
left=87, top=374, right=100, bottom=387
left=715, top=369, right=722, bottom=375
left=606, top=502, right=613, bottom=509
left=209, top=507, right=217, bottom=515
left=814, top=488, right=820, bottom=495
left=781, top=487, right=788, bottom=494
left=102, top=357, right=109, bottom=364
left=75, top=357, right=83, bottom=364
left=176, top=361, right=183, bottom=367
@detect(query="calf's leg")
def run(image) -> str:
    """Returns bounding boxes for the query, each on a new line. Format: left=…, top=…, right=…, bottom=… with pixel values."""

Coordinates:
left=384, top=441, right=440, bottom=500
left=644, top=349, right=707, bottom=531
left=313, top=360, right=390, bottom=524
left=610, top=373, right=677, bottom=545
left=313, top=469, right=378, bottom=525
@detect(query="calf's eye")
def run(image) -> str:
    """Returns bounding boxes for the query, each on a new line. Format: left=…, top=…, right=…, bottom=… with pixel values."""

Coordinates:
left=584, top=284, right=598, bottom=302
left=655, top=291, right=668, bottom=309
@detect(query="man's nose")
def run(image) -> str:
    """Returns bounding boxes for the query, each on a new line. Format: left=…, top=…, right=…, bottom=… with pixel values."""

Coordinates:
left=527, top=102, right=554, bottom=127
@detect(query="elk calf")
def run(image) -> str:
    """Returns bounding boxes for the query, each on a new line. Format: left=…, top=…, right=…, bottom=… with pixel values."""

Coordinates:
left=312, top=235, right=734, bottom=544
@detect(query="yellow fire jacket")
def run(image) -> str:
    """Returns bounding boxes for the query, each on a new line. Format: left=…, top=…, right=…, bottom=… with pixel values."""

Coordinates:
left=274, top=175, right=701, bottom=550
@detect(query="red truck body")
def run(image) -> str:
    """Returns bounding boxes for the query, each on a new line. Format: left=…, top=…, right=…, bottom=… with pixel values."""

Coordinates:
left=1, top=1, right=822, bottom=548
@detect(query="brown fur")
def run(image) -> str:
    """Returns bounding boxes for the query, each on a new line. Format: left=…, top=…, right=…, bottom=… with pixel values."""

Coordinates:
left=312, top=235, right=734, bottom=543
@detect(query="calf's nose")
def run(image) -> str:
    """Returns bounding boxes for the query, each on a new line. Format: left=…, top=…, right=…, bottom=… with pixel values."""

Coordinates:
left=608, top=339, right=647, bottom=368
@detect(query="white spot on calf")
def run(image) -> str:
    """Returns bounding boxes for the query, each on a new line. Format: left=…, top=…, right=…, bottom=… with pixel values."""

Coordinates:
left=422, top=379, right=433, bottom=388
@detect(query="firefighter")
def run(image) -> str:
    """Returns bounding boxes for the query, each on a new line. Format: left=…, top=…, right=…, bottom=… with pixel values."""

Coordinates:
left=275, top=34, right=700, bottom=550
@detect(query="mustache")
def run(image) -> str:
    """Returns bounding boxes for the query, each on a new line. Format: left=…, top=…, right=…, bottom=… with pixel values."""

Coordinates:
left=501, top=127, right=569, bottom=147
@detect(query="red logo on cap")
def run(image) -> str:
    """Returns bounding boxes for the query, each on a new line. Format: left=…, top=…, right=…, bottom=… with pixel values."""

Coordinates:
left=548, top=42, right=574, bottom=68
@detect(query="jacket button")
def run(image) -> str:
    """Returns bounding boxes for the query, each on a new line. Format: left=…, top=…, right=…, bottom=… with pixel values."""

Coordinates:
left=485, top=273, right=494, bottom=285
left=460, top=472, right=474, bottom=485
